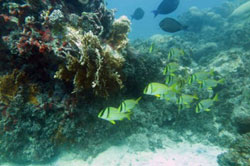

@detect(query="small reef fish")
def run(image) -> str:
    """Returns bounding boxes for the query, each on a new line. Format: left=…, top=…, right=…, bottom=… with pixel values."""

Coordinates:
left=156, top=89, right=177, bottom=102
left=144, top=82, right=171, bottom=96
left=165, top=74, right=186, bottom=89
left=168, top=48, right=185, bottom=60
left=159, top=17, right=188, bottom=33
left=177, top=94, right=198, bottom=111
left=98, top=107, right=131, bottom=124
left=163, top=62, right=179, bottom=75
left=165, top=73, right=177, bottom=86
left=118, top=97, right=141, bottom=113
left=177, top=94, right=198, bottom=106
left=153, top=0, right=180, bottom=17
left=196, top=94, right=219, bottom=113
left=131, top=7, right=145, bottom=20
left=176, top=77, right=186, bottom=89
left=199, top=78, right=224, bottom=90
left=188, top=70, right=214, bottom=84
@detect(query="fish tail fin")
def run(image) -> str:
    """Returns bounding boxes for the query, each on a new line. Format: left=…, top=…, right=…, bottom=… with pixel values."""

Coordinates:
left=152, top=10, right=158, bottom=18
left=171, top=83, right=180, bottom=93
left=209, top=69, right=215, bottom=76
left=126, top=112, right=132, bottom=120
left=193, top=93, right=199, bottom=100
left=182, top=25, right=188, bottom=30
left=126, top=109, right=132, bottom=113
left=218, top=78, right=224, bottom=84
left=213, top=93, right=219, bottom=102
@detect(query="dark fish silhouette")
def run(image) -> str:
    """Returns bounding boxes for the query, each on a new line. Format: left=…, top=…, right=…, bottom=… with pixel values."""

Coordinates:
left=159, top=17, right=188, bottom=33
left=131, top=8, right=145, bottom=20
left=153, top=0, right=180, bottom=17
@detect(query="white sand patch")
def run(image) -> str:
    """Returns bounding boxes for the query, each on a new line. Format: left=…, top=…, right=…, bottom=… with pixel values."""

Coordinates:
left=88, top=142, right=224, bottom=166
left=0, top=141, right=225, bottom=166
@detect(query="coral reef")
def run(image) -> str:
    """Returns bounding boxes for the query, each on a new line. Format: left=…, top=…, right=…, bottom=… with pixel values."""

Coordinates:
left=0, top=0, right=131, bottom=163
left=0, top=0, right=250, bottom=165
left=54, top=26, right=126, bottom=97
left=178, top=6, right=225, bottom=33
left=0, top=93, right=61, bottom=163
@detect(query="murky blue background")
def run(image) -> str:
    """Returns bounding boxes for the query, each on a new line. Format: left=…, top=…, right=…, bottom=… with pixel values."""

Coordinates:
left=107, top=0, right=227, bottom=39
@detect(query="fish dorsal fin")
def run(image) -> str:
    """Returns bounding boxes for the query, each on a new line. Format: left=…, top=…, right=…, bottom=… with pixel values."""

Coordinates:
left=126, top=112, right=132, bottom=120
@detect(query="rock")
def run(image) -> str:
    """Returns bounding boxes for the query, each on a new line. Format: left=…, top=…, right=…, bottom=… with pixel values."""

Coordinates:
left=232, top=85, right=250, bottom=134
left=179, top=6, right=225, bottom=32
left=193, top=42, right=218, bottom=62
left=217, top=133, right=250, bottom=166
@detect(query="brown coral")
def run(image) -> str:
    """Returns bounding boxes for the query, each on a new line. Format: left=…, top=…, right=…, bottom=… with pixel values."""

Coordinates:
left=28, top=84, right=39, bottom=105
left=54, top=27, right=125, bottom=97
left=0, top=69, right=39, bottom=105
left=0, top=69, right=25, bottom=104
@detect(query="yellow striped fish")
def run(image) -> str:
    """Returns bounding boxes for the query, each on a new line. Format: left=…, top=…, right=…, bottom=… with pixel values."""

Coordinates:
left=118, top=97, right=141, bottom=113
left=98, top=107, right=131, bottom=124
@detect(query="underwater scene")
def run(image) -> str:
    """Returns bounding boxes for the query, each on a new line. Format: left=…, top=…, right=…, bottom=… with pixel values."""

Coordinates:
left=0, top=0, right=250, bottom=165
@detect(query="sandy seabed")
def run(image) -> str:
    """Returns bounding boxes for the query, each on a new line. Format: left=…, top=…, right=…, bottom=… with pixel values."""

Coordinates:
left=1, top=141, right=224, bottom=166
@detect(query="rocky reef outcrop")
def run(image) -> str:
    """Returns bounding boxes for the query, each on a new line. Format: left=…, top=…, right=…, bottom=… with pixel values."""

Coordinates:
left=0, top=0, right=133, bottom=163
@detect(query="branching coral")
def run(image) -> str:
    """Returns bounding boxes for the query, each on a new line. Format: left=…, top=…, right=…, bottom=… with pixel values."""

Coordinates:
left=54, top=26, right=125, bottom=97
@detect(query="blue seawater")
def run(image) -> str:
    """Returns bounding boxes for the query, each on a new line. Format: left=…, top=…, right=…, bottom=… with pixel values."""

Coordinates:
left=107, top=0, right=227, bottom=39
